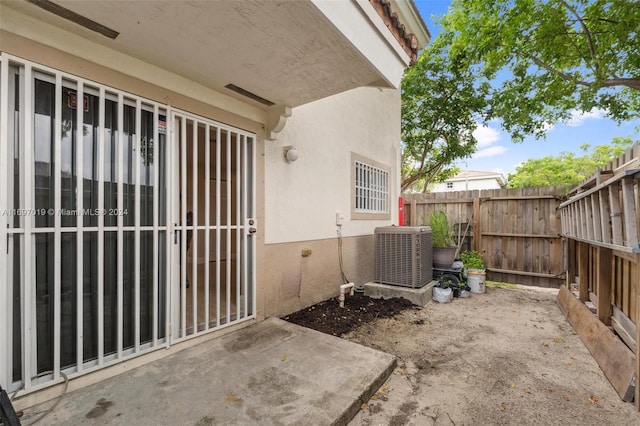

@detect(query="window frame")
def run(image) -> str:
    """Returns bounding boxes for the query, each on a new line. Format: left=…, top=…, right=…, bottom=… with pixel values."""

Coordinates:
left=351, top=152, right=391, bottom=220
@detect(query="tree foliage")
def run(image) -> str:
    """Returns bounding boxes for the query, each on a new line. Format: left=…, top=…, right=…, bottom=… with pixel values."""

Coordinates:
left=440, top=0, right=640, bottom=141
left=401, top=1, right=639, bottom=193
left=507, top=137, right=634, bottom=188
left=401, top=33, right=488, bottom=192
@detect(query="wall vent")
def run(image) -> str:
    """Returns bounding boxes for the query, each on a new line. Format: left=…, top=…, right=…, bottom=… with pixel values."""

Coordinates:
left=374, top=226, right=433, bottom=288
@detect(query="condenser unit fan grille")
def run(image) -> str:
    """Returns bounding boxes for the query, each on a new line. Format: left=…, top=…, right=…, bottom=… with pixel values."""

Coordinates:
left=374, top=226, right=433, bottom=288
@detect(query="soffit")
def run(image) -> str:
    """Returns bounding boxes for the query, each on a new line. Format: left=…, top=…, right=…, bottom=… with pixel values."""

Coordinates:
left=4, top=0, right=392, bottom=109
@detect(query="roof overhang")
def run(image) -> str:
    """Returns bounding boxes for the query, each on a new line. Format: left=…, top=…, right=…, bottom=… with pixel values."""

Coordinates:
left=1, top=0, right=428, bottom=115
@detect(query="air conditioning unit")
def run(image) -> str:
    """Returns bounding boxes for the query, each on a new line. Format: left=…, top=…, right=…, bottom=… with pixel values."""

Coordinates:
left=374, top=226, right=433, bottom=288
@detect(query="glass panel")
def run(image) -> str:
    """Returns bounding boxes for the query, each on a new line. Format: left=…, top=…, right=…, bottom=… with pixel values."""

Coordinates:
left=104, top=98, right=118, bottom=227
left=12, top=235, right=22, bottom=382
left=34, top=233, right=53, bottom=373
left=60, top=85, right=76, bottom=227
left=60, top=232, right=77, bottom=369
left=34, top=79, right=55, bottom=228
left=104, top=231, right=117, bottom=355
left=139, top=109, right=154, bottom=227
left=157, top=231, right=166, bottom=340
left=13, top=72, right=21, bottom=228
left=140, top=230, right=153, bottom=343
left=11, top=70, right=23, bottom=381
left=158, top=114, right=167, bottom=225
left=122, top=105, right=136, bottom=227
left=122, top=231, right=134, bottom=349
left=83, top=232, right=98, bottom=362
left=82, top=90, right=100, bottom=227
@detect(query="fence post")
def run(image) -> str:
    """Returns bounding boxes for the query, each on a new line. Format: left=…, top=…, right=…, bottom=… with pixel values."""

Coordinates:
left=473, top=196, right=480, bottom=252
left=578, top=242, right=589, bottom=302
left=410, top=199, right=417, bottom=226
left=596, top=247, right=612, bottom=325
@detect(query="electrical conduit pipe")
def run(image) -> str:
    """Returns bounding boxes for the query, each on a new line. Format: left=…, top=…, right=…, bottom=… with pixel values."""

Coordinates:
left=339, top=282, right=355, bottom=308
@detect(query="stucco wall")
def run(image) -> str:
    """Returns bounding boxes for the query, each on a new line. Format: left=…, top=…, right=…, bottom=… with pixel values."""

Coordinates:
left=264, top=87, right=401, bottom=244
left=260, top=235, right=375, bottom=318
left=262, top=87, right=401, bottom=316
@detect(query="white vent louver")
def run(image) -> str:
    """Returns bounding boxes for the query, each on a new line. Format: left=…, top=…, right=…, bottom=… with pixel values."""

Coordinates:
left=374, top=226, right=433, bottom=288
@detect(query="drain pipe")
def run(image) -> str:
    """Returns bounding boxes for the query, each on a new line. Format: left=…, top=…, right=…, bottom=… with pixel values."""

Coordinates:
left=339, top=282, right=355, bottom=308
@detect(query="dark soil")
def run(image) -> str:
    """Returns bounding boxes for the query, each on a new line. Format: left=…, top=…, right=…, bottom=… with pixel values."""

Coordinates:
left=282, top=292, right=416, bottom=336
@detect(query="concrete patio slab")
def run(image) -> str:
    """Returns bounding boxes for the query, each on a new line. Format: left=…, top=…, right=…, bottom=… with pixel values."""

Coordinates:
left=19, top=318, right=396, bottom=426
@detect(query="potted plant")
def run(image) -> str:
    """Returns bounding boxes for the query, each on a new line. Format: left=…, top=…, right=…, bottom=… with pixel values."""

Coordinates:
left=433, top=274, right=455, bottom=303
left=460, top=250, right=487, bottom=294
left=429, top=211, right=457, bottom=268
left=460, top=250, right=486, bottom=271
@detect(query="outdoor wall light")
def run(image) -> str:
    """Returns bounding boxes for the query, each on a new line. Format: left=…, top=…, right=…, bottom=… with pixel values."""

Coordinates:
left=284, top=146, right=299, bottom=162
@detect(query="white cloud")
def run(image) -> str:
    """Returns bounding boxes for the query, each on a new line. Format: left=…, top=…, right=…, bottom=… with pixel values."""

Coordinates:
left=566, top=108, right=607, bottom=127
left=539, top=121, right=555, bottom=132
left=472, top=125, right=501, bottom=147
left=473, top=145, right=508, bottom=158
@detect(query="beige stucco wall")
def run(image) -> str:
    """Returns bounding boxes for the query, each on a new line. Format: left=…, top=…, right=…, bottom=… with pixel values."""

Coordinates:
left=260, top=235, right=375, bottom=318
left=265, top=87, right=401, bottom=243
left=262, top=87, right=402, bottom=316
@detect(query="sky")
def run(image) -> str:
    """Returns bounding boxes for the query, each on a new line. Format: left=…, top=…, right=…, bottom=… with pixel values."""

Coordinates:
left=412, top=0, right=640, bottom=179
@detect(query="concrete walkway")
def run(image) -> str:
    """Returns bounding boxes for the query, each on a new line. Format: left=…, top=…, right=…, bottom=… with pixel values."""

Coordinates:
left=20, top=318, right=396, bottom=425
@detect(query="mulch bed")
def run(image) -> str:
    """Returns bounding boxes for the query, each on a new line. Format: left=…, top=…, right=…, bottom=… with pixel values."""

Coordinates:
left=282, top=292, right=416, bottom=336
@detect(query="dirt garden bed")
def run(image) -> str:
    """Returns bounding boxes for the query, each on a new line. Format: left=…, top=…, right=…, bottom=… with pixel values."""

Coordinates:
left=284, top=285, right=640, bottom=425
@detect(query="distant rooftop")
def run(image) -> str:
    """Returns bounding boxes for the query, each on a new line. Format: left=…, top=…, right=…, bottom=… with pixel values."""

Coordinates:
left=448, top=170, right=506, bottom=185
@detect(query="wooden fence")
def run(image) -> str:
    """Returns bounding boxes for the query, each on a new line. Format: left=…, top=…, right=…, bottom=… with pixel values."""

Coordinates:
left=558, top=142, right=640, bottom=406
left=404, top=186, right=569, bottom=287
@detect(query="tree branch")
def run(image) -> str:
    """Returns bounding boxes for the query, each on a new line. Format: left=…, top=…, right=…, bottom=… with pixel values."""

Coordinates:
left=560, top=0, right=597, bottom=66
left=528, top=55, right=593, bottom=86
left=601, top=78, right=640, bottom=90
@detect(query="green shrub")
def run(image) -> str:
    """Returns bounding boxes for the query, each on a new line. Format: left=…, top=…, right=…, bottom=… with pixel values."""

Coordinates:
left=460, top=250, right=486, bottom=270
left=429, top=211, right=455, bottom=247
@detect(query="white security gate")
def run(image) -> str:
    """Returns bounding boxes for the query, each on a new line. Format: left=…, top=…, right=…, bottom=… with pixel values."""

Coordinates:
left=170, top=111, right=256, bottom=342
left=0, top=54, right=256, bottom=394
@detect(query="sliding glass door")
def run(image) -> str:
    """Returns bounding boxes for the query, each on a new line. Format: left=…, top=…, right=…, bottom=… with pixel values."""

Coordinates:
left=0, top=54, right=256, bottom=395
left=1, top=55, right=169, bottom=393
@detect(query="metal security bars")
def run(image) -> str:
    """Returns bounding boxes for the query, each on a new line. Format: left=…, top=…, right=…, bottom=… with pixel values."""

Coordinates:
left=171, top=111, right=256, bottom=343
left=354, top=160, right=389, bottom=214
left=0, top=54, right=170, bottom=394
left=0, top=54, right=256, bottom=395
